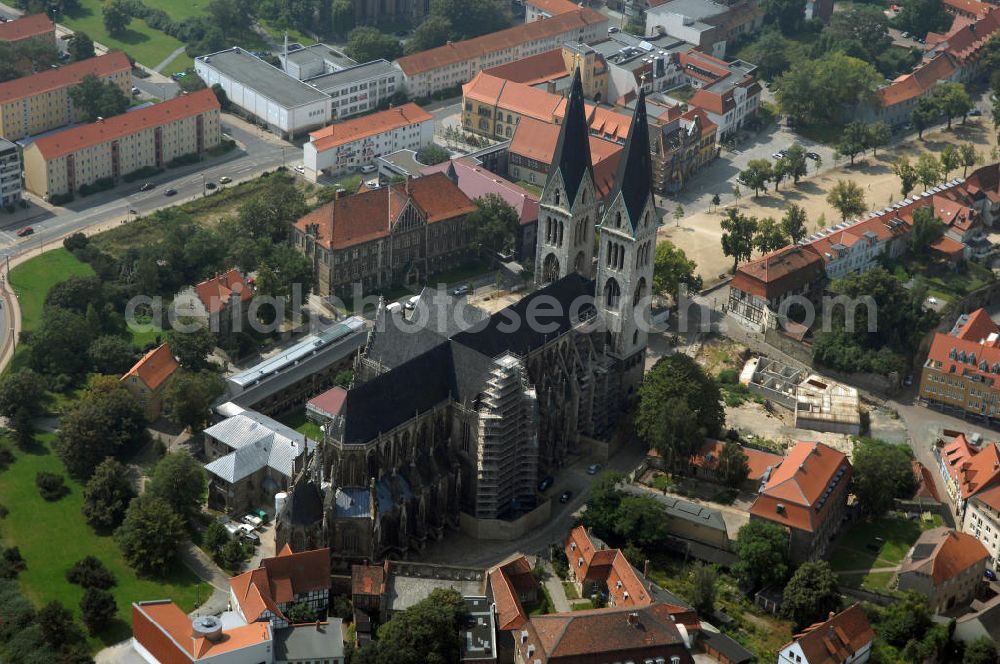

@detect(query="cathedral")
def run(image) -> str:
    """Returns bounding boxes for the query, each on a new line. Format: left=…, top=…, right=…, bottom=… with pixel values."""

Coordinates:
left=275, top=70, right=659, bottom=570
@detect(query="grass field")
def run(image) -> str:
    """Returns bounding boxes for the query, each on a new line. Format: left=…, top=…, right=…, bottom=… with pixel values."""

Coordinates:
left=9, top=248, right=94, bottom=334
left=62, top=0, right=188, bottom=69
left=280, top=410, right=324, bottom=441
left=0, top=433, right=210, bottom=650
left=830, top=513, right=943, bottom=573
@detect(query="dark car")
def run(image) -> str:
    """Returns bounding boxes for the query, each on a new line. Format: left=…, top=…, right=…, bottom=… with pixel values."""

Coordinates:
left=16, top=226, right=33, bottom=237
left=969, top=108, right=983, bottom=117
left=538, top=476, right=554, bottom=492
left=205, top=182, right=217, bottom=190
left=806, top=152, right=820, bottom=160
left=559, top=490, right=572, bottom=504
left=139, top=182, right=155, bottom=192
left=164, top=188, right=177, bottom=197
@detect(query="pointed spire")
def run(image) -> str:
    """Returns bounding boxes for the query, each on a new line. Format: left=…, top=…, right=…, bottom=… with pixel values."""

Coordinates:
left=547, top=67, right=593, bottom=206
left=615, top=86, right=654, bottom=232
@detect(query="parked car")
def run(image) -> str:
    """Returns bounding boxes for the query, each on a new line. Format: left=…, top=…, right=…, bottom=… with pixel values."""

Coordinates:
left=223, top=521, right=242, bottom=537
left=131, top=86, right=140, bottom=96
left=242, top=514, right=263, bottom=529
left=218, top=176, right=232, bottom=184
left=927, top=296, right=939, bottom=305
left=901, top=31, right=910, bottom=38
left=294, top=165, right=305, bottom=174
left=771, top=152, right=784, bottom=160
left=404, top=295, right=419, bottom=310
left=360, top=164, right=377, bottom=174
left=969, top=108, right=983, bottom=117
left=16, top=227, right=33, bottom=237
left=559, top=490, right=572, bottom=504
left=164, top=188, right=177, bottom=197
left=452, top=284, right=470, bottom=296
left=806, top=152, right=820, bottom=160
left=587, top=463, right=602, bottom=475
left=538, top=475, right=554, bottom=492
left=238, top=524, right=260, bottom=545
left=139, top=182, right=155, bottom=192
left=205, top=181, right=217, bottom=190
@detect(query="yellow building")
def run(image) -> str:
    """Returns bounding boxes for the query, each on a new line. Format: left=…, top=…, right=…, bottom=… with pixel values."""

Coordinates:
left=0, top=51, right=132, bottom=141
left=23, top=88, right=221, bottom=200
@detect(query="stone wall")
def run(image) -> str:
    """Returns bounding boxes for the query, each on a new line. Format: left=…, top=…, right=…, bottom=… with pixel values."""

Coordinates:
left=458, top=499, right=552, bottom=540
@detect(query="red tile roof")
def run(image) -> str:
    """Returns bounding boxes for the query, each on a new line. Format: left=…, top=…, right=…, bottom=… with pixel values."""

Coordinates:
left=943, top=0, right=994, bottom=16
left=900, top=527, right=988, bottom=584
left=878, top=52, right=958, bottom=107
left=691, top=439, right=783, bottom=482
left=0, top=14, right=53, bottom=43
left=483, top=48, right=568, bottom=85
left=231, top=547, right=331, bottom=623
left=939, top=432, right=1000, bottom=500
left=972, top=483, right=1000, bottom=513
left=121, top=343, right=179, bottom=391
left=420, top=158, right=539, bottom=225
left=911, top=460, right=943, bottom=502
left=0, top=51, right=130, bottom=106
left=351, top=562, right=386, bottom=597
left=731, top=245, right=825, bottom=301
left=293, top=172, right=476, bottom=250
left=31, top=88, right=219, bottom=160
left=749, top=441, right=851, bottom=533
left=133, top=600, right=270, bottom=662
left=195, top=268, right=251, bottom=315
left=526, top=0, right=582, bottom=16
left=308, top=103, right=432, bottom=153
left=307, top=385, right=347, bottom=418
left=488, top=555, right=538, bottom=631
left=395, top=8, right=607, bottom=76
left=782, top=604, right=875, bottom=664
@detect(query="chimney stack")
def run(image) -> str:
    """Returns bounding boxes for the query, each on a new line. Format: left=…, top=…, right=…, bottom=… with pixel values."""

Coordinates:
left=643, top=559, right=650, bottom=578
left=627, top=612, right=640, bottom=627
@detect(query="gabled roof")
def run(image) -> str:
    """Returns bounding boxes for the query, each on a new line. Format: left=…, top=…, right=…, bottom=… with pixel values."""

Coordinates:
left=899, top=527, right=988, bottom=584
left=487, top=555, right=538, bottom=631
left=308, top=103, right=432, bottom=152
left=0, top=50, right=130, bottom=105
left=878, top=52, right=958, bottom=107
left=548, top=68, right=593, bottom=206
left=30, top=88, right=220, bottom=160
left=231, top=547, right=331, bottom=623
left=195, top=268, right=251, bottom=315
left=133, top=600, right=271, bottom=661
left=939, top=433, right=1000, bottom=500
left=483, top=48, right=568, bottom=85
left=611, top=86, right=653, bottom=232
left=293, top=173, right=476, bottom=250
left=731, top=244, right=825, bottom=301
left=419, top=158, right=539, bottom=226
left=203, top=410, right=313, bottom=482
left=121, top=343, right=178, bottom=392
left=691, top=439, right=782, bottom=481
left=782, top=604, right=875, bottom=664
left=0, top=13, right=53, bottom=42
left=352, top=562, right=386, bottom=596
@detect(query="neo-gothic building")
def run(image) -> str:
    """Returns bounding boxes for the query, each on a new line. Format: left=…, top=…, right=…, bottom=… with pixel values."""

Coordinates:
left=275, top=70, right=658, bottom=570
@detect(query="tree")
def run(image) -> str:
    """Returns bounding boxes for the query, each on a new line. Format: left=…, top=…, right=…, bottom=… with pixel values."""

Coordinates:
left=933, top=82, right=973, bottom=129
left=827, top=5, right=892, bottom=61
left=826, top=180, right=866, bottom=222
left=775, top=52, right=881, bottom=125
left=345, top=27, right=402, bottom=62
left=429, top=0, right=510, bottom=39
left=781, top=203, right=808, bottom=243
left=911, top=96, right=938, bottom=139
left=652, top=241, right=702, bottom=301
left=894, top=0, right=952, bottom=39
left=58, top=377, right=147, bottom=479
left=782, top=561, right=841, bottom=631
left=359, top=587, right=466, bottom=664
left=83, top=459, right=136, bottom=531
left=115, top=495, right=186, bottom=576
left=255, top=245, right=314, bottom=302
left=161, top=370, right=224, bottom=431
left=710, top=193, right=721, bottom=210
left=939, top=144, right=960, bottom=179
left=67, top=31, right=95, bottom=61
left=636, top=355, right=724, bottom=471
left=202, top=521, right=230, bottom=560
left=959, top=142, right=978, bottom=177
left=964, top=638, right=999, bottom=664
left=28, top=306, right=93, bottom=377
left=915, top=152, right=941, bottom=189
left=690, top=563, right=717, bottom=616
left=893, top=156, right=919, bottom=198
left=738, top=159, right=772, bottom=198
left=878, top=592, right=931, bottom=648
left=910, top=206, right=943, bottom=256
left=207, top=0, right=252, bottom=34
left=11, top=407, right=35, bottom=451
left=867, top=122, right=890, bottom=157
left=732, top=520, right=789, bottom=591
left=753, top=217, right=788, bottom=254
left=211, top=83, right=230, bottom=111
left=80, top=588, right=116, bottom=634
left=746, top=29, right=790, bottom=81
left=88, top=335, right=136, bottom=375
left=66, top=556, right=116, bottom=590
left=0, top=369, right=46, bottom=418
left=721, top=208, right=758, bottom=273
left=783, top=144, right=808, bottom=183
left=36, top=601, right=83, bottom=652
left=837, top=122, right=868, bottom=166
left=717, top=440, right=750, bottom=488
left=415, top=144, right=450, bottom=165
left=759, top=0, right=805, bottom=34
left=468, top=193, right=519, bottom=255
left=852, top=437, right=916, bottom=516
left=330, top=0, right=355, bottom=34
left=102, top=0, right=133, bottom=37
left=166, top=321, right=216, bottom=371
left=286, top=602, right=317, bottom=624
left=147, top=452, right=205, bottom=521
left=673, top=204, right=685, bottom=226
left=69, top=74, right=129, bottom=122
left=771, top=158, right=788, bottom=191
left=406, top=15, right=452, bottom=54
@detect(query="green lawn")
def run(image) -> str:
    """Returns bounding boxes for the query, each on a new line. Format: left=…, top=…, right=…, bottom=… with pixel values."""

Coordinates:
left=279, top=410, right=324, bottom=441
left=0, top=433, right=210, bottom=650
left=830, top=513, right=944, bottom=572
left=9, top=248, right=94, bottom=334
left=62, top=0, right=189, bottom=69
left=259, top=19, right=316, bottom=46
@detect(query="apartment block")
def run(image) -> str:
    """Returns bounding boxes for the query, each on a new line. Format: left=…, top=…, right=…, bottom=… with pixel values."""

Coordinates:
left=921, top=311, right=1000, bottom=423
left=0, top=51, right=132, bottom=141
left=0, top=13, right=55, bottom=47
left=302, top=102, right=433, bottom=178
left=304, top=60, right=401, bottom=121
left=0, top=138, right=21, bottom=207
left=23, top=88, right=221, bottom=199
left=965, top=485, right=1000, bottom=570
left=393, top=7, right=608, bottom=99
left=644, top=0, right=763, bottom=58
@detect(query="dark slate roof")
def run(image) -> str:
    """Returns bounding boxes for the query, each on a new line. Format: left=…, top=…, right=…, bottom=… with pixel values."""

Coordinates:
left=548, top=68, right=593, bottom=205
left=615, top=86, right=653, bottom=233
left=703, top=630, right=755, bottom=664
left=290, top=480, right=324, bottom=526
left=451, top=273, right=595, bottom=357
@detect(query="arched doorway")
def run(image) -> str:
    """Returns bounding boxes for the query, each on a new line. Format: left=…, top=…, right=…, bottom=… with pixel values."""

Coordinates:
left=541, top=253, right=560, bottom=283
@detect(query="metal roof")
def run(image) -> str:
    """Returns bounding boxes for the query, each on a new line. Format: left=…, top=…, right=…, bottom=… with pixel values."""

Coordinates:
left=305, top=59, right=397, bottom=93
left=203, top=410, right=315, bottom=482
left=196, top=47, right=331, bottom=107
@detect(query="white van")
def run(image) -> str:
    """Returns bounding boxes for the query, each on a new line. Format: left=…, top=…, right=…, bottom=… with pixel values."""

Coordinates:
left=405, top=295, right=419, bottom=310
left=360, top=164, right=377, bottom=174
left=386, top=302, right=402, bottom=315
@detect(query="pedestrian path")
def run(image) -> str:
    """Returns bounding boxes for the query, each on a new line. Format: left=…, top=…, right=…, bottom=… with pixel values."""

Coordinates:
left=154, top=45, right=187, bottom=73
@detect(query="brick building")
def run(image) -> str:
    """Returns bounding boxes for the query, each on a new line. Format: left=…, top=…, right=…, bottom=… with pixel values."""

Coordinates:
left=896, top=527, right=988, bottom=613
left=121, top=343, right=179, bottom=420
